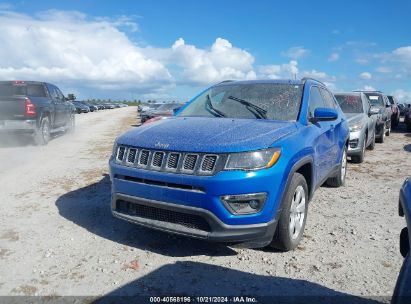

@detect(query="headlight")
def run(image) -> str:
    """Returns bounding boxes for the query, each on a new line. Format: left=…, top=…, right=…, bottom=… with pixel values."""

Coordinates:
left=349, top=123, right=363, bottom=132
left=224, top=148, right=281, bottom=170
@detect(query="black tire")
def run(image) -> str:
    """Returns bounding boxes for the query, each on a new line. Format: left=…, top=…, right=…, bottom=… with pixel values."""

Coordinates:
left=376, top=126, right=385, bottom=143
left=351, top=137, right=365, bottom=163
left=326, top=146, right=347, bottom=187
left=66, top=113, right=75, bottom=133
left=269, top=173, right=308, bottom=251
left=367, top=131, right=375, bottom=150
left=386, top=121, right=391, bottom=136
left=34, top=117, right=50, bottom=145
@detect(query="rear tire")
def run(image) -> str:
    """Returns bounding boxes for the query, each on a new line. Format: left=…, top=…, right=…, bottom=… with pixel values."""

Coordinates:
left=34, top=117, right=50, bottom=145
left=367, top=131, right=375, bottom=150
left=269, top=173, right=308, bottom=251
left=326, top=146, right=347, bottom=187
left=376, top=126, right=385, bottom=143
left=386, top=121, right=391, bottom=136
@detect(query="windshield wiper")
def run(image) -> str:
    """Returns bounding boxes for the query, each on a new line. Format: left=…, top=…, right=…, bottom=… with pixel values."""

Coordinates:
left=227, top=96, right=267, bottom=119
left=205, top=94, right=226, bottom=117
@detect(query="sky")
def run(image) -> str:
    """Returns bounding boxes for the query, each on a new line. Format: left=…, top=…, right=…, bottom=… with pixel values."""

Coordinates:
left=0, top=0, right=410, bottom=102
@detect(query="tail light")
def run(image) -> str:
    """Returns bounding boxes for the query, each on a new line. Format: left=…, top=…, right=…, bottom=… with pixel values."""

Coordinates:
left=25, top=98, right=36, bottom=117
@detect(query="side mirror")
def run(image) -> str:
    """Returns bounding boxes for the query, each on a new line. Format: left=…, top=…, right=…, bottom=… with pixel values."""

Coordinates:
left=369, top=106, right=380, bottom=116
left=386, top=103, right=391, bottom=108
left=310, top=107, right=338, bottom=123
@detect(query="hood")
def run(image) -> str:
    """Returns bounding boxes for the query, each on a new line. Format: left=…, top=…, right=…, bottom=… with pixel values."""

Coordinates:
left=345, top=113, right=364, bottom=125
left=117, top=117, right=297, bottom=153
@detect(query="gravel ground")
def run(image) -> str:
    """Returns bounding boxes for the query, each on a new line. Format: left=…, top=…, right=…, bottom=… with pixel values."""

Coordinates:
left=0, top=108, right=410, bottom=303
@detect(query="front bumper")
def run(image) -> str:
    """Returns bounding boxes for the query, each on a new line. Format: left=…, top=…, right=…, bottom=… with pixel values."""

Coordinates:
left=109, top=155, right=289, bottom=246
left=0, top=119, right=36, bottom=131
left=347, top=130, right=365, bottom=156
left=112, top=193, right=278, bottom=246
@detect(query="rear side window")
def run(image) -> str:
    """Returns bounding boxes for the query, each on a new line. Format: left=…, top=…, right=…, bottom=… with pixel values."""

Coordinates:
left=27, top=84, right=46, bottom=97
left=308, top=87, right=326, bottom=117
left=0, top=83, right=46, bottom=97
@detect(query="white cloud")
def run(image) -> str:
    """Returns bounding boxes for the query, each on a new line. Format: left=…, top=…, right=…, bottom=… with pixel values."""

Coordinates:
left=391, top=89, right=411, bottom=103
left=362, top=85, right=376, bottom=91
left=376, top=66, right=391, bottom=73
left=258, top=60, right=299, bottom=79
left=359, top=72, right=372, bottom=80
left=0, top=10, right=172, bottom=94
left=282, top=46, right=309, bottom=59
left=328, top=52, right=339, bottom=62
left=168, top=38, right=256, bottom=85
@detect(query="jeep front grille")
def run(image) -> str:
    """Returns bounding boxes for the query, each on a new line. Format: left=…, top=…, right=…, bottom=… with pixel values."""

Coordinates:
left=115, top=146, right=221, bottom=175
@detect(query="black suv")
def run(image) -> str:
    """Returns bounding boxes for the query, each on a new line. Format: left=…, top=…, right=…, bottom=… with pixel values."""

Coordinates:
left=0, top=81, right=75, bottom=145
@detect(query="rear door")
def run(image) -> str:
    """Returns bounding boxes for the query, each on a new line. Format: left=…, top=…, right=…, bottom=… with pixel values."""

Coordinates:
left=0, top=82, right=28, bottom=121
left=46, top=84, right=65, bottom=127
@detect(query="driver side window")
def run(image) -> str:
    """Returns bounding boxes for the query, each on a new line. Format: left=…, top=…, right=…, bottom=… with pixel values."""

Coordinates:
left=309, top=87, right=326, bottom=117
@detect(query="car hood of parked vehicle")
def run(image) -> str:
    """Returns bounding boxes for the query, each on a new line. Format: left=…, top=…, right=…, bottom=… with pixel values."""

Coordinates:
left=117, top=117, right=297, bottom=153
left=345, top=113, right=366, bottom=126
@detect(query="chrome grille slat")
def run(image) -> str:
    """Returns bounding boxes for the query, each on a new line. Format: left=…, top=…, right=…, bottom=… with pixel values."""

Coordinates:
left=139, top=150, right=150, bottom=166
left=167, top=153, right=180, bottom=169
left=127, top=148, right=137, bottom=164
left=183, top=154, right=198, bottom=171
left=201, top=155, right=217, bottom=172
left=117, top=146, right=126, bottom=162
left=152, top=151, right=165, bottom=168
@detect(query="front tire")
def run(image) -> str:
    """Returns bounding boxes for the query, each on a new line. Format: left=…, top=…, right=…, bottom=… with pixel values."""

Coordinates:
left=270, top=173, right=308, bottom=251
left=34, top=117, right=50, bottom=145
left=367, top=131, right=375, bottom=150
left=326, top=146, right=347, bottom=187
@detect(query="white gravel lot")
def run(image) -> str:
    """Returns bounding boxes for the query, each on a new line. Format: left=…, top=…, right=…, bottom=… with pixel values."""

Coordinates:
left=0, top=107, right=410, bottom=303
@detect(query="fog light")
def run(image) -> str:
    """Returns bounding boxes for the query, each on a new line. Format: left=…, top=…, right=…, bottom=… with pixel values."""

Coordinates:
left=221, top=193, right=267, bottom=215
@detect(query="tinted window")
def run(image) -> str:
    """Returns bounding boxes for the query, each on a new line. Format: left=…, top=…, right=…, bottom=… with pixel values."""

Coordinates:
left=335, top=94, right=364, bottom=113
left=179, top=83, right=303, bottom=121
left=27, top=84, right=46, bottom=97
left=387, top=96, right=395, bottom=105
left=309, top=87, right=326, bottom=117
left=0, top=83, right=45, bottom=97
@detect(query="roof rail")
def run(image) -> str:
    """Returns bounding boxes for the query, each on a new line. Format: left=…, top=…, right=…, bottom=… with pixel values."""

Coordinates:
left=301, top=77, right=326, bottom=86
left=353, top=90, right=383, bottom=93
left=216, top=80, right=234, bottom=85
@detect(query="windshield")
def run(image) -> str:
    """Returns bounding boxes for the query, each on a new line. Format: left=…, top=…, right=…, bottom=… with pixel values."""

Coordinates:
left=365, top=93, right=385, bottom=107
left=179, top=83, right=303, bottom=121
left=335, top=94, right=364, bottom=113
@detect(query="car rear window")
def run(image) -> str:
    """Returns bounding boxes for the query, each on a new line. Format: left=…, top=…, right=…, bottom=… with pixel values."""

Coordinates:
left=335, top=94, right=363, bottom=113
left=0, top=83, right=46, bottom=97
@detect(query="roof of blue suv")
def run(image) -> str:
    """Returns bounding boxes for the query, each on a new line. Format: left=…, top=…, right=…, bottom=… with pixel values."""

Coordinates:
left=212, top=78, right=324, bottom=87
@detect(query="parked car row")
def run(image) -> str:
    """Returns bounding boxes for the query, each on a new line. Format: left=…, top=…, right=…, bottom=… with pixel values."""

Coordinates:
left=138, top=103, right=185, bottom=124
left=333, top=90, right=409, bottom=163
left=71, top=100, right=128, bottom=114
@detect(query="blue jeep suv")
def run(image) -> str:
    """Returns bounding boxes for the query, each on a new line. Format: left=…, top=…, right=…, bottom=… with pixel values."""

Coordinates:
left=109, top=79, right=349, bottom=251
